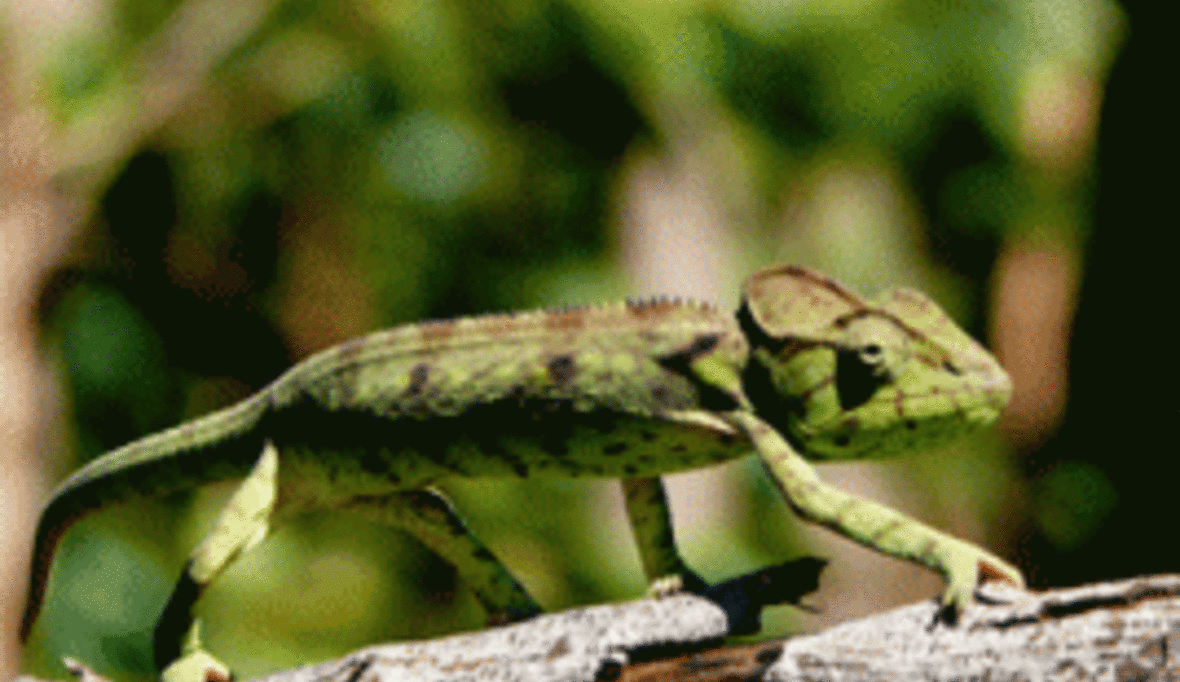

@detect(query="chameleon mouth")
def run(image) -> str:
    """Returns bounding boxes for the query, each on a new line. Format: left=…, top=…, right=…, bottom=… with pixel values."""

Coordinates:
left=851, top=376, right=1012, bottom=429
left=895, top=382, right=1010, bottom=425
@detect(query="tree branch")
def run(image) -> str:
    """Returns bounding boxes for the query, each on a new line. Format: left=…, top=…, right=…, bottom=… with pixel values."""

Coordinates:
left=21, top=572, right=1180, bottom=682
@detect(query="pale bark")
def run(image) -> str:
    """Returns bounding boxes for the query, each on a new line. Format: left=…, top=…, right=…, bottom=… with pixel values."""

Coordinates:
left=19, top=574, right=1180, bottom=682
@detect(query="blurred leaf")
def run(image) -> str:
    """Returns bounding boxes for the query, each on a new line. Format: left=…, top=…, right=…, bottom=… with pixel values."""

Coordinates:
left=1034, top=461, right=1118, bottom=551
left=378, top=110, right=489, bottom=205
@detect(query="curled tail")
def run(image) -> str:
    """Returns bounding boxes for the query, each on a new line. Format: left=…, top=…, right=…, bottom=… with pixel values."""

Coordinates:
left=20, top=393, right=272, bottom=641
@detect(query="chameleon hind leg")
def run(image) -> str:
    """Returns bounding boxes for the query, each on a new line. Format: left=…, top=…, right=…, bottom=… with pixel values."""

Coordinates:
left=157, top=441, right=279, bottom=682
left=621, top=476, right=706, bottom=597
left=343, top=488, right=543, bottom=625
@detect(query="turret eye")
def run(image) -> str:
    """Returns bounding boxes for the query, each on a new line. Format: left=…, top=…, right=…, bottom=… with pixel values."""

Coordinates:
left=835, top=347, right=891, bottom=411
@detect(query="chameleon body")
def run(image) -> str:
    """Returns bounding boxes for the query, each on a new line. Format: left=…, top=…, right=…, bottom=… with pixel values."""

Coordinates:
left=20, top=264, right=1023, bottom=661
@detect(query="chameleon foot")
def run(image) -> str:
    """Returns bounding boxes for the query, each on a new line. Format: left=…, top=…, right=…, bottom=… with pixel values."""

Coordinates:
left=646, top=570, right=708, bottom=600
left=482, top=595, right=544, bottom=627
left=160, top=621, right=232, bottom=682
left=934, top=537, right=1025, bottom=624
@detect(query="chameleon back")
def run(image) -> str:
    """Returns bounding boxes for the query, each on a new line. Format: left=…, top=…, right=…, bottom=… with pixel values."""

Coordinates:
left=262, top=298, right=753, bottom=485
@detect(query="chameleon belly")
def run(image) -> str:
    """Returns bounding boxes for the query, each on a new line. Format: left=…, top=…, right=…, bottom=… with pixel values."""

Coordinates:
left=272, top=400, right=750, bottom=498
left=270, top=406, right=750, bottom=517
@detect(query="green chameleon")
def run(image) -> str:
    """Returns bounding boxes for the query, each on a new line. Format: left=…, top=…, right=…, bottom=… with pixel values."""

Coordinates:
left=20, top=264, right=1023, bottom=671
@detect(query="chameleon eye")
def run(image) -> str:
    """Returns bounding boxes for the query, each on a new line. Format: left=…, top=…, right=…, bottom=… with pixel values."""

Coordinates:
left=860, top=344, right=883, bottom=363
left=835, top=348, right=891, bottom=411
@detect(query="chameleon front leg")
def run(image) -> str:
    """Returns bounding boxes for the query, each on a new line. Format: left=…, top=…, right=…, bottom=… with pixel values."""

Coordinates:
left=725, top=411, right=1024, bottom=620
left=343, top=488, right=542, bottom=626
left=620, top=477, right=705, bottom=596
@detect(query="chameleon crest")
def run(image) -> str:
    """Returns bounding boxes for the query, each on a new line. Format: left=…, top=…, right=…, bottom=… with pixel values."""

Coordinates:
left=739, top=265, right=1012, bottom=459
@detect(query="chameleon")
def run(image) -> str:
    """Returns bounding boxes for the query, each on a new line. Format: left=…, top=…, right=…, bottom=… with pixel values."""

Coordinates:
left=19, top=264, right=1024, bottom=668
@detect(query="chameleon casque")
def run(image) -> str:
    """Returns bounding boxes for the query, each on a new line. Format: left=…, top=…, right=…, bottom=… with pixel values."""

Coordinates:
left=20, top=264, right=1024, bottom=671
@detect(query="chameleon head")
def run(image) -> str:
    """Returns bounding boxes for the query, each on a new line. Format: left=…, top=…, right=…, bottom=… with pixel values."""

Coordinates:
left=738, top=265, right=1012, bottom=460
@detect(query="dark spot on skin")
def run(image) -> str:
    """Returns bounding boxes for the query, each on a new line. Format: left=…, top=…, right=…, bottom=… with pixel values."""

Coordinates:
left=942, top=360, right=961, bottom=376
left=640, top=430, right=658, bottom=442
left=834, top=435, right=851, bottom=447
left=651, top=385, right=672, bottom=407
left=623, top=465, right=638, bottom=475
left=547, top=354, right=577, bottom=386
left=718, top=432, right=738, bottom=446
left=604, top=442, right=628, bottom=455
left=905, top=420, right=917, bottom=430
left=671, top=444, right=688, bottom=453
left=407, top=363, right=430, bottom=397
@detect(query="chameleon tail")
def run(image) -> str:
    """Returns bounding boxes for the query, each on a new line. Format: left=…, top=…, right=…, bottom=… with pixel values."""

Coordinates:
left=19, top=393, right=272, bottom=642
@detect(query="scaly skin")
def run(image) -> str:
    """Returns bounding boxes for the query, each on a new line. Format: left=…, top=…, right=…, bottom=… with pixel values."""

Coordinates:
left=20, top=264, right=1023, bottom=672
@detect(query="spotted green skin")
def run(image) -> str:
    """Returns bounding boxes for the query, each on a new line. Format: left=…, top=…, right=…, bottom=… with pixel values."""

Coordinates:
left=20, top=264, right=1024, bottom=656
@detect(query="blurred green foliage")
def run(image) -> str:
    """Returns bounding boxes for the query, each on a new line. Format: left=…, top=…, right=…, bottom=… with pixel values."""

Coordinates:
left=23, top=0, right=1120, bottom=679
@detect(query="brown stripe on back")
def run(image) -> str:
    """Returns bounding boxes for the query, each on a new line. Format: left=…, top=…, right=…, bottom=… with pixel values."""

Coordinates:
left=543, top=308, right=589, bottom=332
left=419, top=319, right=458, bottom=346
left=292, top=296, right=728, bottom=391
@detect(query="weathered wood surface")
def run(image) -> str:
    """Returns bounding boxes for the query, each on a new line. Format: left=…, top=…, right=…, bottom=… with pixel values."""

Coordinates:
left=22, top=574, right=1180, bottom=682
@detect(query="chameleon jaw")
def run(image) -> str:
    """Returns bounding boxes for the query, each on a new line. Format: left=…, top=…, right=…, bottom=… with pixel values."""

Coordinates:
left=790, top=383, right=1011, bottom=460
